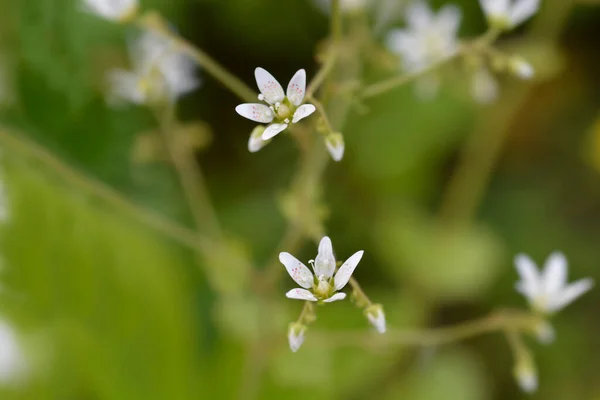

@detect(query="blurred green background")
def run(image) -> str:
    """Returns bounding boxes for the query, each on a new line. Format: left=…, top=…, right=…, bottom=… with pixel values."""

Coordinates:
left=1, top=0, right=600, bottom=399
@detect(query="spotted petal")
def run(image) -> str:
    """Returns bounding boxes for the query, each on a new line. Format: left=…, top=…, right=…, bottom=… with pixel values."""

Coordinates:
left=279, top=252, right=314, bottom=289
left=323, top=292, right=347, bottom=303
left=255, top=67, right=285, bottom=105
left=262, top=123, right=288, bottom=140
left=235, top=104, right=274, bottom=123
left=286, top=288, right=318, bottom=301
left=334, top=250, right=364, bottom=290
left=286, top=69, right=306, bottom=106
left=292, top=104, right=316, bottom=124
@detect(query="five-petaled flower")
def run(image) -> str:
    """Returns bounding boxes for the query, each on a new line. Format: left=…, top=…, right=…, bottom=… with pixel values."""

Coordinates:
left=107, top=31, right=200, bottom=106
left=514, top=252, right=593, bottom=314
left=386, top=1, right=462, bottom=98
left=479, top=0, right=540, bottom=30
left=235, top=68, right=316, bottom=150
left=280, top=236, right=363, bottom=303
left=82, top=0, right=138, bottom=22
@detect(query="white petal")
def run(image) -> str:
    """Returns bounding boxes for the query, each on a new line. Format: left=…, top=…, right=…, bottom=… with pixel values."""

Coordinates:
left=436, top=4, right=462, bottom=36
left=285, top=288, right=318, bottom=301
left=254, top=67, right=285, bottom=105
left=262, top=123, right=288, bottom=140
left=406, top=1, right=434, bottom=31
left=325, top=133, right=345, bottom=162
left=542, top=252, right=567, bottom=296
left=514, top=253, right=541, bottom=297
left=509, top=0, right=540, bottom=26
left=323, top=292, right=347, bottom=303
left=314, top=236, right=336, bottom=279
left=279, top=252, right=314, bottom=289
left=479, top=0, right=509, bottom=18
left=291, top=104, right=316, bottom=124
left=547, top=278, right=594, bottom=313
left=247, top=127, right=270, bottom=153
left=235, top=104, right=274, bottom=123
left=286, top=69, right=306, bottom=106
left=334, top=250, right=364, bottom=291
left=510, top=57, right=535, bottom=80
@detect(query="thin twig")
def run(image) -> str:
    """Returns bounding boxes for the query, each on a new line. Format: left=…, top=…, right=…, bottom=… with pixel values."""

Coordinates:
left=306, top=50, right=339, bottom=98
left=307, top=94, right=335, bottom=134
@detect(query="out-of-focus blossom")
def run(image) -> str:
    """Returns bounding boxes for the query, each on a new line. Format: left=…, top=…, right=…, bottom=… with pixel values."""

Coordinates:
left=235, top=68, right=316, bottom=145
left=0, top=319, right=27, bottom=384
left=508, top=56, right=535, bottom=79
left=479, top=0, right=541, bottom=30
left=471, top=66, right=498, bottom=104
left=386, top=1, right=462, bottom=98
left=514, top=252, right=593, bottom=314
left=514, top=353, right=538, bottom=393
left=280, top=236, right=363, bottom=303
left=107, top=31, right=200, bottom=106
left=82, top=0, right=139, bottom=23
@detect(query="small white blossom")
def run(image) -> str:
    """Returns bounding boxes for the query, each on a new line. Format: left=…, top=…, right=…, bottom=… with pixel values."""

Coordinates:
left=324, top=132, right=345, bottom=162
left=107, top=31, right=200, bottom=106
left=236, top=68, right=316, bottom=145
left=386, top=1, right=461, bottom=98
left=0, top=319, right=27, bottom=384
left=82, top=0, right=138, bottom=22
left=280, top=236, right=363, bottom=303
left=287, top=323, right=306, bottom=353
left=247, top=126, right=272, bottom=153
left=479, top=0, right=541, bottom=30
left=471, top=66, right=498, bottom=104
left=515, top=252, right=594, bottom=314
left=365, top=304, right=386, bottom=334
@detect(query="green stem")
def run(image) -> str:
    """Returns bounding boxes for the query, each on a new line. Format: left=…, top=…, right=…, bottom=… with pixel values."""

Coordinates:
left=307, top=94, right=335, bottom=134
left=310, top=309, right=540, bottom=348
left=136, top=12, right=257, bottom=103
left=349, top=276, right=372, bottom=306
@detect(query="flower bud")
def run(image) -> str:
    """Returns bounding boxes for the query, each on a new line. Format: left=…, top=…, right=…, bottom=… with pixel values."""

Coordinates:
left=513, top=353, right=538, bottom=393
left=287, top=323, right=307, bottom=353
left=324, top=132, right=345, bottom=162
left=248, top=126, right=270, bottom=153
left=365, top=304, right=386, bottom=334
left=509, top=56, right=535, bottom=80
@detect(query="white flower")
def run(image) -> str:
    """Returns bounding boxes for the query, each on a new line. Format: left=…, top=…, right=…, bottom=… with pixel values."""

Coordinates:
left=324, top=132, right=345, bottom=162
left=288, top=323, right=306, bottom=353
left=515, top=252, right=594, bottom=314
left=508, top=56, right=535, bottom=80
left=107, top=31, right=200, bottom=106
left=82, top=0, right=138, bottom=22
left=0, top=319, right=27, bottom=384
left=279, top=236, right=363, bottom=303
left=386, top=1, right=461, bottom=75
left=247, top=126, right=272, bottom=153
left=235, top=68, right=316, bottom=144
left=471, top=66, right=498, bottom=104
left=365, top=304, right=386, bottom=334
left=479, top=0, right=540, bottom=29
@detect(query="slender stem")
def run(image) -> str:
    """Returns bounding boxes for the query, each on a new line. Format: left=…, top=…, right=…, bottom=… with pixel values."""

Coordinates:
left=136, top=12, right=257, bottom=103
left=361, top=53, right=460, bottom=99
left=154, top=103, right=223, bottom=238
left=0, top=126, right=213, bottom=253
left=307, top=94, right=335, bottom=134
left=310, top=309, right=539, bottom=348
left=306, top=50, right=339, bottom=98
left=331, top=0, right=342, bottom=42
left=297, top=301, right=312, bottom=324
left=349, top=276, right=372, bottom=306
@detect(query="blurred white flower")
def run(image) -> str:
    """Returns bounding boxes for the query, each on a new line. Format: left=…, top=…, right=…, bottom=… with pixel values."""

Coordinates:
left=324, top=132, right=345, bottom=162
left=236, top=68, right=316, bottom=144
left=0, top=319, right=27, bottom=384
left=515, top=252, right=594, bottom=314
left=107, top=31, right=200, bottom=106
left=471, top=66, right=498, bottom=104
left=82, top=0, right=138, bottom=22
left=508, top=56, right=535, bottom=80
left=479, top=0, right=540, bottom=30
left=386, top=1, right=462, bottom=98
left=514, top=354, right=538, bottom=393
left=287, top=322, right=306, bottom=353
left=279, top=236, right=363, bottom=303
left=365, top=304, right=386, bottom=334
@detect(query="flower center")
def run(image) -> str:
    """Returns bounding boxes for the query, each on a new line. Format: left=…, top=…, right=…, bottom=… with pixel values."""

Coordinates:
left=313, top=275, right=332, bottom=298
left=275, top=102, right=293, bottom=120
